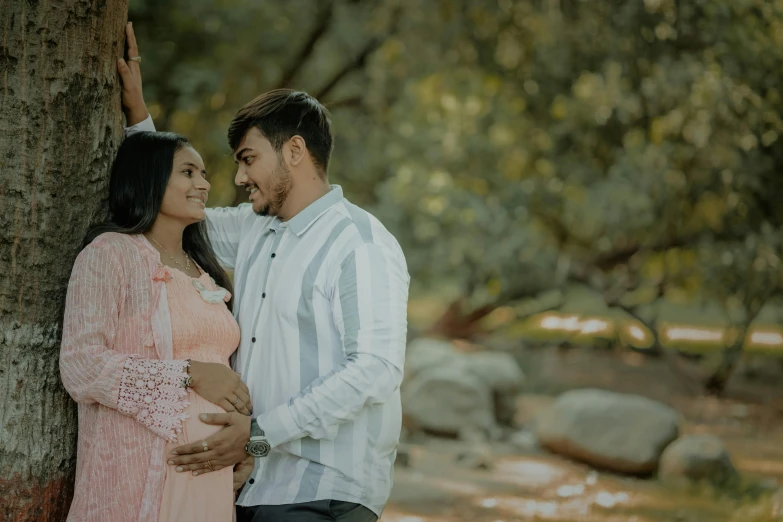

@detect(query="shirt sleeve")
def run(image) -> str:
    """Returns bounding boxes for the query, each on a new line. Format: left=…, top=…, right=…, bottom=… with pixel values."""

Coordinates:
left=59, top=240, right=190, bottom=442
left=205, top=205, right=255, bottom=269
left=256, top=242, right=410, bottom=448
left=125, top=114, right=156, bottom=136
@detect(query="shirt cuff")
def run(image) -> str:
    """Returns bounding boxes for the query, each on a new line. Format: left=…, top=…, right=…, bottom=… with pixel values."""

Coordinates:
left=255, top=403, right=303, bottom=449
left=125, top=114, right=156, bottom=136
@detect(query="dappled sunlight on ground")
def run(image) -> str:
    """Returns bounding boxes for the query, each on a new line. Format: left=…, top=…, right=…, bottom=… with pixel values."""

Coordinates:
left=492, top=457, right=567, bottom=488
left=383, top=444, right=752, bottom=521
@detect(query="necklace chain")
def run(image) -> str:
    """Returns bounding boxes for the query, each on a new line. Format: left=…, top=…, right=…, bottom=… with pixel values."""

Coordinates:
left=149, top=236, right=191, bottom=271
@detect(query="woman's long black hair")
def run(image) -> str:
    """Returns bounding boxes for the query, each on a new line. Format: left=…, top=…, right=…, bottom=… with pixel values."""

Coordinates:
left=85, top=131, right=233, bottom=310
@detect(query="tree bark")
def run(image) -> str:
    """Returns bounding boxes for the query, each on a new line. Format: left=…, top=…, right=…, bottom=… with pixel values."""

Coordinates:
left=704, top=335, right=747, bottom=397
left=0, top=1, right=128, bottom=520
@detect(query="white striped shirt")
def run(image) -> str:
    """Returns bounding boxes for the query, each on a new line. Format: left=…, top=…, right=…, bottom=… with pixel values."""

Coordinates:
left=128, top=117, right=409, bottom=515
left=207, top=189, right=409, bottom=516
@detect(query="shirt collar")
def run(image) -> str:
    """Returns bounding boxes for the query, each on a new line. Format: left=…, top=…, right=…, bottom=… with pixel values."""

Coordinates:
left=287, top=185, right=344, bottom=236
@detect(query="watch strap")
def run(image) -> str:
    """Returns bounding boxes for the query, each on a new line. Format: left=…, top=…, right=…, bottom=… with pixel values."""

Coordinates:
left=250, top=418, right=265, bottom=438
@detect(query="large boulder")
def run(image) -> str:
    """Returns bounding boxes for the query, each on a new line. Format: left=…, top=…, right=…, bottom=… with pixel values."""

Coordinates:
left=405, top=338, right=459, bottom=376
left=403, top=338, right=525, bottom=436
left=405, top=338, right=524, bottom=391
left=658, top=434, right=739, bottom=487
left=465, top=351, right=525, bottom=392
left=402, top=365, right=495, bottom=436
left=535, top=388, right=680, bottom=474
left=464, top=350, right=525, bottom=427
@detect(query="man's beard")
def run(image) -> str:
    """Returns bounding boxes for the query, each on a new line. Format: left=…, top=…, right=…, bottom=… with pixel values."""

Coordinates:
left=255, top=159, right=292, bottom=217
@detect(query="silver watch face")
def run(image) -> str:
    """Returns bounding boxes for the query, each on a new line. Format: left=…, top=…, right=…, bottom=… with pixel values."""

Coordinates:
left=246, top=439, right=271, bottom=458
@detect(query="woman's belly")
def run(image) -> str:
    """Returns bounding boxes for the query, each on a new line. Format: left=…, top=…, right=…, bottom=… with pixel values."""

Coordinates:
left=159, top=390, right=234, bottom=522
left=169, top=389, right=227, bottom=446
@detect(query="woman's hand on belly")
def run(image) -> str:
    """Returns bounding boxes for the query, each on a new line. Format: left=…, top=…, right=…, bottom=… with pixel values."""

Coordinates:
left=189, top=361, right=252, bottom=415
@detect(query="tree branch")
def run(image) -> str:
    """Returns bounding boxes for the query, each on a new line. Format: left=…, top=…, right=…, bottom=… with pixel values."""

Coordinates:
left=599, top=262, right=703, bottom=395
left=314, top=37, right=382, bottom=101
left=315, top=3, right=402, bottom=102
left=276, top=1, right=336, bottom=89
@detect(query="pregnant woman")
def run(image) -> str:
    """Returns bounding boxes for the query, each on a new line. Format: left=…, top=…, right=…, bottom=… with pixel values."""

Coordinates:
left=60, top=124, right=252, bottom=520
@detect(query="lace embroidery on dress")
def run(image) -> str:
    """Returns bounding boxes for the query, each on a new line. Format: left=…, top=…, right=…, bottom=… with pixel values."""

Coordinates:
left=117, top=356, right=190, bottom=442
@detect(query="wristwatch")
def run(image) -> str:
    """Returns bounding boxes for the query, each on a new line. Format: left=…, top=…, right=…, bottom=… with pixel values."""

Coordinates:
left=245, top=419, right=271, bottom=458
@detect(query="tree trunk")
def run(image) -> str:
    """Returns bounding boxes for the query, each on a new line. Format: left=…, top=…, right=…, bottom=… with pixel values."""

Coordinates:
left=0, top=2, right=128, bottom=520
left=704, top=336, right=746, bottom=397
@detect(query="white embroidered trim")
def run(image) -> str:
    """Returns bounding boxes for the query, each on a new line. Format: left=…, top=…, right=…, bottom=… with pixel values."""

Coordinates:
left=117, top=357, right=190, bottom=442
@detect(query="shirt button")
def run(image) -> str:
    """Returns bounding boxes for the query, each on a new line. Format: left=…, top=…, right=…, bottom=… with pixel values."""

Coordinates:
left=271, top=253, right=276, bottom=258
left=251, top=337, right=256, bottom=343
left=249, top=479, right=255, bottom=484
left=262, top=293, right=266, bottom=298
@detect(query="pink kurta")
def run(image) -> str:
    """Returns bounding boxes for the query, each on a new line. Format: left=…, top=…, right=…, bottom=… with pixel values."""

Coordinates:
left=60, top=233, right=238, bottom=522
left=158, top=268, right=240, bottom=521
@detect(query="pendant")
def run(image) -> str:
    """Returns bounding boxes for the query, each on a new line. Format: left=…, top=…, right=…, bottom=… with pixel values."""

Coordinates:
left=192, top=278, right=229, bottom=304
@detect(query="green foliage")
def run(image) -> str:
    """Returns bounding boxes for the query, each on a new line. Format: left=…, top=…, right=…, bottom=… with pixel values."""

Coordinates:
left=131, top=0, right=783, bottom=321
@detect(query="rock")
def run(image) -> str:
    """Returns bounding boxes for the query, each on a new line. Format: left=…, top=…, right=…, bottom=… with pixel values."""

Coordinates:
left=658, top=434, right=739, bottom=487
left=403, top=338, right=526, bottom=432
left=405, top=338, right=459, bottom=377
left=465, top=351, right=525, bottom=427
left=535, top=388, right=680, bottom=474
left=459, top=424, right=489, bottom=443
left=464, top=351, right=525, bottom=392
left=406, top=339, right=525, bottom=393
left=456, top=443, right=493, bottom=470
left=509, top=429, right=541, bottom=453
left=402, top=365, right=495, bottom=437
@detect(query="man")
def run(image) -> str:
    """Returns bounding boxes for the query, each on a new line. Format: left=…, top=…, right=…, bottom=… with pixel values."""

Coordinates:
left=120, top=24, right=409, bottom=522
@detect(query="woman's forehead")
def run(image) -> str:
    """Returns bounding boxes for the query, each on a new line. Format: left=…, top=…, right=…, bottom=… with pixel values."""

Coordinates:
left=174, top=146, right=205, bottom=168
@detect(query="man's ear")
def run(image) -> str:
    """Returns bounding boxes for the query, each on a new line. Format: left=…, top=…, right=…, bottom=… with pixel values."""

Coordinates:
left=286, top=135, right=307, bottom=167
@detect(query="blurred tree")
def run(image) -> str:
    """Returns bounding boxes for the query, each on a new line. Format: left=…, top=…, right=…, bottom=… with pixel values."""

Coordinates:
left=128, top=0, right=397, bottom=207
left=369, top=0, right=783, bottom=352
left=132, top=0, right=783, bottom=389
